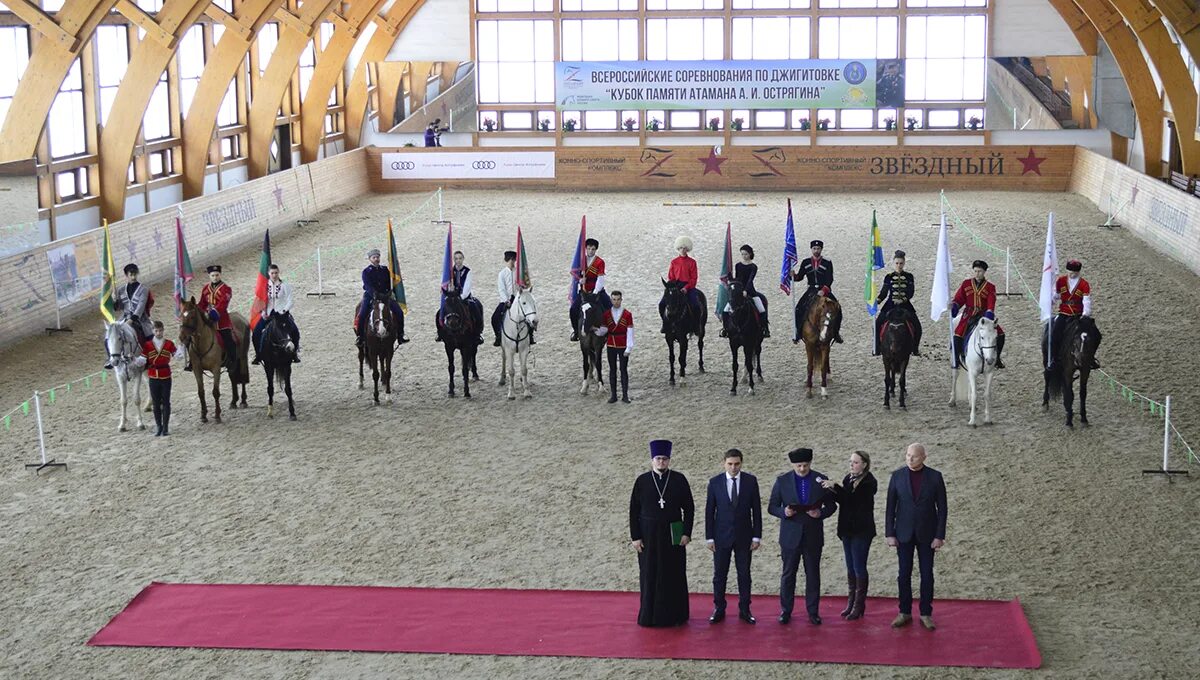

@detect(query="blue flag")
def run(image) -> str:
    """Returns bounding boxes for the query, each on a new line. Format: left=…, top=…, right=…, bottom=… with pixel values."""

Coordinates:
left=569, top=216, right=586, bottom=304
left=865, top=210, right=885, bottom=316
left=779, top=199, right=797, bottom=295
left=439, top=223, right=453, bottom=313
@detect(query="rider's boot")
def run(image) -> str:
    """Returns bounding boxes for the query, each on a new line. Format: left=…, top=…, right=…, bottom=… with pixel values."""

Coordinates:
left=995, top=333, right=1006, bottom=369
left=719, top=312, right=730, bottom=338
left=493, top=332, right=502, bottom=347
left=293, top=347, right=301, bottom=363
left=529, top=330, right=536, bottom=345
left=762, top=313, right=771, bottom=338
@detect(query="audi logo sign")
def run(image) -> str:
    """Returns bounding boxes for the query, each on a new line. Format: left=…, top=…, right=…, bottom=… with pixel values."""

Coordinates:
left=381, top=152, right=556, bottom=180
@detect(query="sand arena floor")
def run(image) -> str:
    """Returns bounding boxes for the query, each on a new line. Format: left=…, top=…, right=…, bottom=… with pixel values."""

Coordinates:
left=1, top=189, right=1197, bottom=679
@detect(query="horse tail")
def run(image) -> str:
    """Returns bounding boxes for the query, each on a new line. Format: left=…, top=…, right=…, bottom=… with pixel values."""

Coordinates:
left=1045, top=363, right=1063, bottom=398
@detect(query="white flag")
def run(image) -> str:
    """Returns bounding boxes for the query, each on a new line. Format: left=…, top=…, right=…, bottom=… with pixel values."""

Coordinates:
left=931, top=211, right=951, bottom=322
left=1038, top=212, right=1058, bottom=322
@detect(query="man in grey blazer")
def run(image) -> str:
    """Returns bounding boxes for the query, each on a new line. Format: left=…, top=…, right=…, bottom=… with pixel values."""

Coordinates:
left=768, top=447, right=838, bottom=625
left=705, top=448, right=763, bottom=624
left=885, top=443, right=948, bottom=630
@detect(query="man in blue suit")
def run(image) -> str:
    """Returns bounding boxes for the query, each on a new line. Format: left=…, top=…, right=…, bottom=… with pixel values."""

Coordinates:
left=768, top=447, right=838, bottom=625
left=705, top=449, right=763, bottom=624
left=885, top=443, right=948, bottom=631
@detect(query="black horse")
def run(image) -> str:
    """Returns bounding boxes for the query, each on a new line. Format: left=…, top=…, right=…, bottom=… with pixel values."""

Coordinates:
left=577, top=291, right=606, bottom=395
left=1042, top=315, right=1102, bottom=428
left=724, top=281, right=763, bottom=395
left=660, top=279, right=706, bottom=386
left=880, top=306, right=915, bottom=410
left=438, top=290, right=480, bottom=398
left=258, top=312, right=297, bottom=420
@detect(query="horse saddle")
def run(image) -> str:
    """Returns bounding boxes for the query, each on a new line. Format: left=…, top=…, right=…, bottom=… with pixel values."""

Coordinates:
left=879, top=309, right=915, bottom=343
left=215, top=327, right=241, bottom=351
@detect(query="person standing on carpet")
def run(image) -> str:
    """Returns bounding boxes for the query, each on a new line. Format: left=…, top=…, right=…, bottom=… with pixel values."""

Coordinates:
left=885, top=443, right=947, bottom=631
left=630, top=439, right=695, bottom=627
left=821, top=450, right=877, bottom=620
left=705, top=448, right=762, bottom=624
left=768, top=447, right=837, bottom=625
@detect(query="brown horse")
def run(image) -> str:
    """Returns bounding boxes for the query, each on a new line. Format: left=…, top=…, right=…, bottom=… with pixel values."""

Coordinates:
left=356, top=293, right=397, bottom=404
left=801, top=295, right=840, bottom=399
left=178, top=297, right=250, bottom=423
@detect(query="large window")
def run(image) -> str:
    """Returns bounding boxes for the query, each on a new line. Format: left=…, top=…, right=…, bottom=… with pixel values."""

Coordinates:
left=48, top=59, right=86, bottom=159
left=646, top=18, right=724, bottom=60
left=257, top=23, right=279, bottom=74
left=96, top=26, right=129, bottom=126
left=142, top=70, right=171, bottom=141
left=906, top=15, right=985, bottom=100
left=0, top=27, right=30, bottom=130
left=732, top=17, right=810, bottom=59
left=178, top=25, right=205, bottom=115
left=476, top=20, right=554, bottom=103
left=817, top=16, right=898, bottom=59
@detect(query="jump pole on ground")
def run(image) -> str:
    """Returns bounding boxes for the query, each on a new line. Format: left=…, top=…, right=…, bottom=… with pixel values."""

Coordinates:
left=306, top=246, right=336, bottom=298
left=1142, top=395, right=1189, bottom=480
left=24, top=390, right=67, bottom=475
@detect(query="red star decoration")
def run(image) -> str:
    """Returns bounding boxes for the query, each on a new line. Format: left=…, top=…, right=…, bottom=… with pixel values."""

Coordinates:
left=697, top=148, right=728, bottom=175
left=1018, top=147, right=1046, bottom=175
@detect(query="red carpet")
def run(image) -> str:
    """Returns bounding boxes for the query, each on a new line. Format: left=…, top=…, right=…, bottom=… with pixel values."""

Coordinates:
left=89, top=583, right=1040, bottom=669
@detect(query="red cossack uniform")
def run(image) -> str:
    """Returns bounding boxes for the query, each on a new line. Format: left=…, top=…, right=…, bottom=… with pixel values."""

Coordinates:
left=667, top=256, right=698, bottom=291
left=143, top=339, right=177, bottom=379
left=197, top=282, right=233, bottom=330
left=603, top=309, right=633, bottom=349
left=952, top=278, right=1004, bottom=337
left=1055, top=276, right=1091, bottom=316
left=584, top=256, right=606, bottom=293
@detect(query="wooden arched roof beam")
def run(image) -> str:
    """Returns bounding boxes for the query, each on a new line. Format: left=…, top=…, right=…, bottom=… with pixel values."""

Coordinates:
left=1108, top=0, right=1200, bottom=173
left=1071, top=0, right=1164, bottom=172
left=243, top=0, right=344, bottom=179
left=343, top=0, right=426, bottom=149
left=296, top=0, right=396, bottom=164
left=0, top=0, right=119, bottom=161
left=96, top=0, right=216, bottom=221
left=179, top=0, right=290, bottom=199
left=1149, top=1, right=1200, bottom=77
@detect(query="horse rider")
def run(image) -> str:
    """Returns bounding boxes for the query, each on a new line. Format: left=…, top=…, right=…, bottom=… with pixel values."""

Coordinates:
left=602, top=290, right=634, bottom=404
left=570, top=238, right=611, bottom=341
left=191, top=265, right=237, bottom=373
left=438, top=249, right=484, bottom=346
left=356, top=248, right=408, bottom=349
left=660, top=236, right=701, bottom=333
left=792, top=239, right=843, bottom=344
left=951, top=260, right=1005, bottom=369
left=872, top=250, right=922, bottom=356
left=253, top=263, right=301, bottom=365
left=140, top=319, right=183, bottom=437
left=492, top=250, right=536, bottom=347
left=104, top=263, right=154, bottom=368
left=1049, top=259, right=1100, bottom=369
left=720, top=243, right=770, bottom=339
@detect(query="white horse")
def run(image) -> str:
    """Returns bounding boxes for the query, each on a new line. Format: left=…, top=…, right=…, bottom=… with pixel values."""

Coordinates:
left=104, top=320, right=149, bottom=432
left=950, top=315, right=999, bottom=426
left=499, top=286, right=538, bottom=400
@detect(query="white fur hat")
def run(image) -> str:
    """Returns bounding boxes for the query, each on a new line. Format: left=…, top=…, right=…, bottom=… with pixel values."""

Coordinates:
left=674, top=236, right=693, bottom=251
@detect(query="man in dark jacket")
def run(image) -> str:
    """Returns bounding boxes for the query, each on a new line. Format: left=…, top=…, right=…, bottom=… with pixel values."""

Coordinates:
left=705, top=448, right=763, bottom=624
left=768, top=447, right=838, bottom=625
left=885, top=443, right=948, bottom=630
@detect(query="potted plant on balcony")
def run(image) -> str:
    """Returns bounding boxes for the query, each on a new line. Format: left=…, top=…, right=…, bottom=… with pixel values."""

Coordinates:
left=482, top=117, right=496, bottom=132
left=799, top=118, right=811, bottom=131
left=967, top=116, right=982, bottom=131
left=817, top=118, right=831, bottom=131
left=905, top=116, right=918, bottom=131
left=538, top=118, right=551, bottom=132
left=646, top=117, right=662, bottom=132
left=731, top=117, right=744, bottom=132
left=708, top=117, right=720, bottom=132
left=562, top=118, right=578, bottom=132
left=884, top=116, right=896, bottom=131
left=623, top=117, right=637, bottom=132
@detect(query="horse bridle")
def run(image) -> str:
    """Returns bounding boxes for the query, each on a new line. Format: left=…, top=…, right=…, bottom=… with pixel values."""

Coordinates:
left=503, top=293, right=537, bottom=344
left=369, top=298, right=394, bottom=339
left=107, top=323, right=139, bottom=368
left=179, top=310, right=216, bottom=362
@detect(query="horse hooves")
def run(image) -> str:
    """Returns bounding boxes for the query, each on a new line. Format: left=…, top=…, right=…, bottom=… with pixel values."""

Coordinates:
left=289, top=414, right=297, bottom=421
left=268, top=412, right=274, bottom=419
left=119, top=426, right=127, bottom=433
left=884, top=403, right=890, bottom=410
left=200, top=417, right=208, bottom=424
left=900, top=404, right=907, bottom=410
left=138, top=423, right=145, bottom=430
left=730, top=389, right=737, bottom=396
left=806, top=392, right=813, bottom=399
left=1081, top=419, right=1089, bottom=427
left=448, top=392, right=456, bottom=398
left=669, top=379, right=676, bottom=386
left=499, top=379, right=506, bottom=386
left=508, top=395, right=516, bottom=401
left=1065, top=421, right=1074, bottom=429
left=523, top=393, right=532, bottom=400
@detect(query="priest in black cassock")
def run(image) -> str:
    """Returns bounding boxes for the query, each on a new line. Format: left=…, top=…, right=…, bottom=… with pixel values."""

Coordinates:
left=630, top=439, right=695, bottom=627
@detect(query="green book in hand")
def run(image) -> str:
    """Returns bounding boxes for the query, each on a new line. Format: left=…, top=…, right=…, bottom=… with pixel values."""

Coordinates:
left=670, top=521, right=685, bottom=546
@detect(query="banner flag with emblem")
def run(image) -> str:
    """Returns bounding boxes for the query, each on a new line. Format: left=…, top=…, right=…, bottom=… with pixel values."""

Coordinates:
left=99, top=220, right=117, bottom=323
left=715, top=222, right=732, bottom=314
left=515, top=226, right=532, bottom=289
left=569, top=216, right=586, bottom=304
left=249, top=230, right=271, bottom=329
left=865, top=210, right=885, bottom=316
left=173, top=207, right=194, bottom=319
left=387, top=218, right=407, bottom=313
left=440, top=223, right=453, bottom=314
left=779, top=199, right=797, bottom=295
left=1038, top=212, right=1058, bottom=323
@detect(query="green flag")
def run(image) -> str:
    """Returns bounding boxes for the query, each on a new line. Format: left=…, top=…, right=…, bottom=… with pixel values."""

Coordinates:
left=387, top=218, right=407, bottom=313
left=714, top=223, right=732, bottom=315
left=99, top=220, right=117, bottom=323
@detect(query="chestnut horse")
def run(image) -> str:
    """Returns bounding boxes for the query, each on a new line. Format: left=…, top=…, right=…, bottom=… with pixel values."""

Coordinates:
left=801, top=295, right=840, bottom=399
left=178, top=297, right=250, bottom=423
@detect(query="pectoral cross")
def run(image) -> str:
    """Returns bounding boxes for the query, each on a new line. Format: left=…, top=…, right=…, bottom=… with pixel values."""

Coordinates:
left=658, top=499, right=665, bottom=509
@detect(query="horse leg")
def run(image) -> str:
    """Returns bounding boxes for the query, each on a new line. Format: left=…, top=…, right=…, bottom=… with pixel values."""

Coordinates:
left=521, top=347, right=532, bottom=399
left=1079, top=371, right=1089, bottom=426
left=697, top=335, right=705, bottom=374
left=898, top=359, right=908, bottom=409
left=371, top=355, right=381, bottom=405
left=805, top=347, right=814, bottom=399
left=679, top=338, right=688, bottom=381
left=667, top=338, right=677, bottom=386
left=117, top=372, right=128, bottom=432
left=266, top=365, right=276, bottom=418
left=746, top=345, right=756, bottom=394
left=507, top=348, right=516, bottom=400
left=1063, top=369, right=1075, bottom=428
left=949, top=367, right=958, bottom=407
left=462, top=349, right=473, bottom=398
left=884, top=365, right=892, bottom=409
left=134, top=374, right=146, bottom=430
left=967, top=370, right=978, bottom=426
left=820, top=348, right=829, bottom=399
left=358, top=345, right=365, bottom=390
left=383, top=353, right=393, bottom=404
left=195, top=367, right=208, bottom=423
left=212, top=371, right=222, bottom=424
left=229, top=365, right=239, bottom=411
left=983, top=370, right=994, bottom=425
left=446, top=346, right=457, bottom=397
left=284, top=369, right=296, bottom=420
left=500, top=344, right=508, bottom=387
left=1042, top=370, right=1051, bottom=411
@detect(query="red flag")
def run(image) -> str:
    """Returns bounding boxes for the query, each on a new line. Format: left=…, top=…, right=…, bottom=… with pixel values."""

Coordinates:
left=515, top=226, right=531, bottom=289
left=173, top=212, right=194, bottom=319
left=249, top=230, right=271, bottom=329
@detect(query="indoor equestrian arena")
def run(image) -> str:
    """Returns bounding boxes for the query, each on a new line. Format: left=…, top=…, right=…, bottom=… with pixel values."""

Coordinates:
left=1, top=0, right=1198, bottom=677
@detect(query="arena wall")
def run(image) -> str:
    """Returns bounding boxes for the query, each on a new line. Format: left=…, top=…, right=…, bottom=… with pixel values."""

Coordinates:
left=0, top=149, right=369, bottom=349
left=1070, top=147, right=1200, bottom=275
